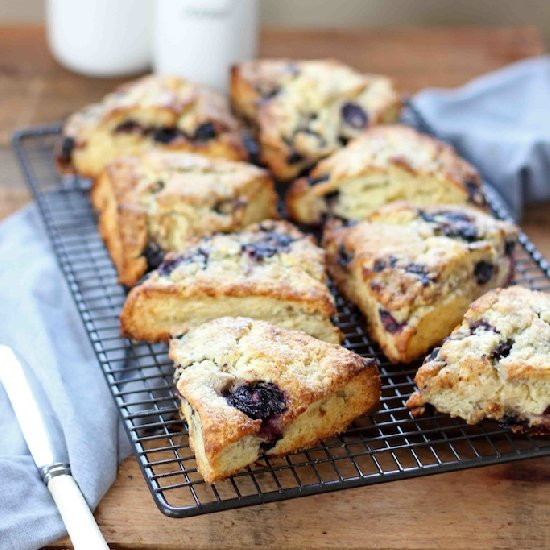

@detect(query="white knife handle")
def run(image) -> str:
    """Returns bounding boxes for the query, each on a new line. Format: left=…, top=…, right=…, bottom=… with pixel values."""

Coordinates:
left=47, top=474, right=110, bottom=550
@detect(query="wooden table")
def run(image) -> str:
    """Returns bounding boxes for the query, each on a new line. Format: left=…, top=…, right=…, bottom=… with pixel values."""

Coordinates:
left=1, top=25, right=548, bottom=549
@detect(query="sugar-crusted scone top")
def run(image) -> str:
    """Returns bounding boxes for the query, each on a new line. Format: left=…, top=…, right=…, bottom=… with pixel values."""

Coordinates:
left=238, top=59, right=399, bottom=154
left=107, top=151, right=269, bottom=207
left=409, top=287, right=550, bottom=425
left=64, top=75, right=241, bottom=142
left=300, top=125, right=484, bottom=204
left=142, top=220, right=334, bottom=312
left=171, top=317, right=375, bottom=451
left=329, top=203, right=517, bottom=321
left=429, top=287, right=550, bottom=380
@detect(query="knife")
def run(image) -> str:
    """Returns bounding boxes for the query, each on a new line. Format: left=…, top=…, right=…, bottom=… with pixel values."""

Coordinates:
left=0, top=345, right=109, bottom=550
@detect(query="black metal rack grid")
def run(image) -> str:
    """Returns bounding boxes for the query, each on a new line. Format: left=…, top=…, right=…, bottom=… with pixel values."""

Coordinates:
left=12, top=123, right=550, bottom=518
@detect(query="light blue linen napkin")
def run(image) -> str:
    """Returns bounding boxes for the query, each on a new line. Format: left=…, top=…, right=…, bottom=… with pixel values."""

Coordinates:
left=413, top=55, right=550, bottom=220
left=0, top=205, right=132, bottom=550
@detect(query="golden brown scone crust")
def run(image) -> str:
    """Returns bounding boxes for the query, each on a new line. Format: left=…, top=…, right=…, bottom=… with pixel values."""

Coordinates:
left=230, top=59, right=401, bottom=180
left=121, top=220, right=340, bottom=343
left=91, top=151, right=278, bottom=286
left=286, top=124, right=485, bottom=224
left=170, top=317, right=380, bottom=483
left=58, top=75, right=247, bottom=178
left=323, top=203, right=518, bottom=363
left=407, top=287, right=550, bottom=434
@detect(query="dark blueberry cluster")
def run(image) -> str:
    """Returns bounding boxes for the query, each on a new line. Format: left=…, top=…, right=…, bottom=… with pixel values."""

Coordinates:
left=419, top=209, right=481, bottom=243
left=193, top=122, right=218, bottom=142
left=341, top=102, right=369, bottom=129
left=337, top=244, right=354, bottom=269
left=241, top=232, right=295, bottom=261
left=404, top=263, right=434, bottom=286
left=224, top=381, right=287, bottom=420
left=142, top=242, right=165, bottom=271
left=59, top=136, right=76, bottom=164
left=379, top=309, right=407, bottom=334
left=474, top=260, right=494, bottom=285
left=151, top=126, right=181, bottom=144
left=491, top=339, right=514, bottom=361
left=504, top=240, right=516, bottom=257
left=156, top=247, right=210, bottom=277
left=113, top=119, right=141, bottom=133
left=113, top=119, right=218, bottom=144
left=372, top=256, right=398, bottom=273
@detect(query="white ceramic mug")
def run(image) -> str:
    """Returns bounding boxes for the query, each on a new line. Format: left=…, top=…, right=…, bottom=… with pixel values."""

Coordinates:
left=153, top=0, right=258, bottom=91
left=46, top=0, right=152, bottom=77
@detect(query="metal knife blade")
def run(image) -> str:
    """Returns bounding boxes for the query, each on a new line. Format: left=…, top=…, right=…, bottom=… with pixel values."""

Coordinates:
left=0, top=345, right=69, bottom=474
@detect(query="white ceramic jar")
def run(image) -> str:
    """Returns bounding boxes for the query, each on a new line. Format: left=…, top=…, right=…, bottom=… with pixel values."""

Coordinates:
left=46, top=0, right=152, bottom=77
left=153, top=0, right=258, bottom=91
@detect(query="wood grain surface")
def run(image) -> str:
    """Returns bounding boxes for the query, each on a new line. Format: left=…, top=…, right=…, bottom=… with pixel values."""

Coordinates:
left=0, top=25, right=548, bottom=550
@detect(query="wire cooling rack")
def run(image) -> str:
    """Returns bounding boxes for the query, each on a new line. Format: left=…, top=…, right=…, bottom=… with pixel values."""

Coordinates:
left=13, top=123, right=550, bottom=518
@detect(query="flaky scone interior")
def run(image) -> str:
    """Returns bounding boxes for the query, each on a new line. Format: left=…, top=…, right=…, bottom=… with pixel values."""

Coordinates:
left=171, top=317, right=380, bottom=483
left=407, top=287, right=550, bottom=435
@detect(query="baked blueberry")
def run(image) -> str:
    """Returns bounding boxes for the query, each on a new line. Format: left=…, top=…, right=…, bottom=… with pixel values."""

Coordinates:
left=224, top=381, right=287, bottom=420
left=142, top=242, right=165, bottom=271
left=193, top=122, right=217, bottom=142
left=338, top=244, right=354, bottom=269
left=469, top=319, right=498, bottom=334
left=341, top=102, right=368, bottom=129
left=152, top=127, right=182, bottom=144
left=59, top=136, right=76, bottom=164
left=241, top=232, right=295, bottom=261
left=379, top=309, right=406, bottom=334
left=405, top=263, right=433, bottom=286
left=372, top=259, right=386, bottom=272
left=491, top=339, right=514, bottom=361
left=113, top=119, right=140, bottom=133
left=474, top=260, right=494, bottom=285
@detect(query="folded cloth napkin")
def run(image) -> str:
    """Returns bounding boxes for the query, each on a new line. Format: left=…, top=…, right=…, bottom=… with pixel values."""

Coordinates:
left=413, top=55, right=550, bottom=220
left=0, top=205, right=132, bottom=550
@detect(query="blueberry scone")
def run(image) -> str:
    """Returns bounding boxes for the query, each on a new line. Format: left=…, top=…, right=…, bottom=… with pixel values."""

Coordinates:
left=287, top=125, right=486, bottom=224
left=230, top=59, right=401, bottom=180
left=121, top=220, right=340, bottom=343
left=58, top=75, right=247, bottom=178
left=407, top=287, right=550, bottom=435
left=91, top=151, right=277, bottom=286
left=323, top=203, right=518, bottom=363
left=171, top=317, right=380, bottom=483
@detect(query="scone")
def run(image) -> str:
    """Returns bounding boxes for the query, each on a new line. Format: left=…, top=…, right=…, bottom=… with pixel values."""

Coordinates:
left=323, top=203, right=518, bottom=363
left=407, top=287, right=550, bottom=435
left=91, top=151, right=278, bottom=286
left=230, top=59, right=401, bottom=180
left=287, top=125, right=486, bottom=224
left=170, top=317, right=381, bottom=483
left=121, top=220, right=340, bottom=343
left=58, top=75, right=248, bottom=178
